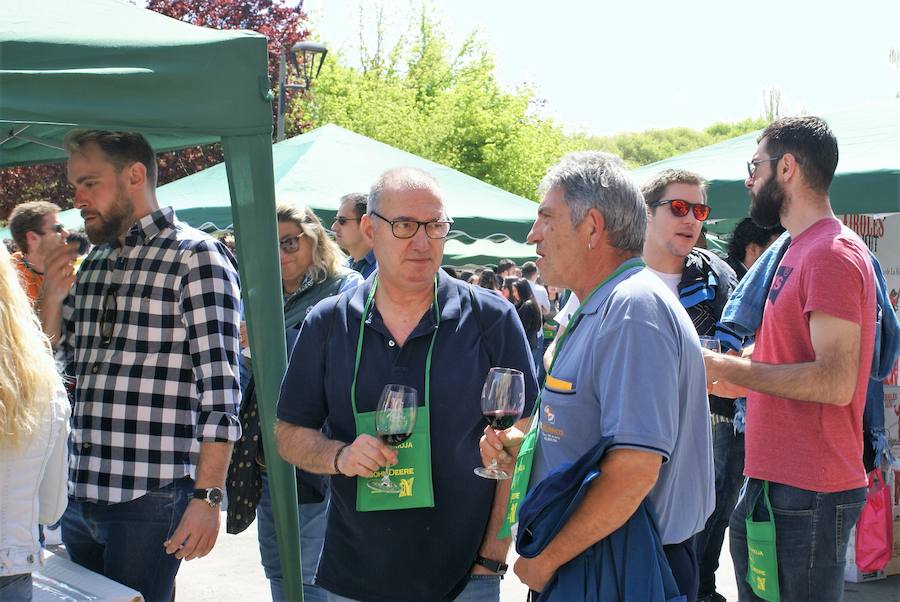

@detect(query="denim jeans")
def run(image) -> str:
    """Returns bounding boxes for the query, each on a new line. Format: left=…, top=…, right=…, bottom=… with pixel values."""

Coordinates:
left=257, top=472, right=328, bottom=602
left=60, top=476, right=192, bottom=602
left=0, top=573, right=32, bottom=602
left=324, top=574, right=501, bottom=601
left=729, top=478, right=865, bottom=602
left=695, top=421, right=745, bottom=597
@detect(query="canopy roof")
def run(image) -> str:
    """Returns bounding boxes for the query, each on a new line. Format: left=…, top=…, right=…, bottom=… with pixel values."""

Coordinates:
left=152, top=124, right=539, bottom=240
left=444, top=235, right=536, bottom=266
left=631, top=99, right=900, bottom=220
left=0, top=0, right=271, bottom=165
left=1, top=2, right=304, bottom=595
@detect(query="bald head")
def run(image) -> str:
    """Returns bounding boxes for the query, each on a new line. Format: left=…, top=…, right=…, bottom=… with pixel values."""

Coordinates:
left=367, top=167, right=444, bottom=216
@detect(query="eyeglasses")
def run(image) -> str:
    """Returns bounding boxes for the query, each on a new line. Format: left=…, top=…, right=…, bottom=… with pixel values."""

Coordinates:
left=99, top=284, right=118, bottom=346
left=279, top=233, right=304, bottom=254
left=370, top=211, right=453, bottom=239
left=649, top=199, right=712, bottom=222
left=42, top=223, right=65, bottom=235
left=746, top=155, right=783, bottom=179
left=332, top=216, right=360, bottom=226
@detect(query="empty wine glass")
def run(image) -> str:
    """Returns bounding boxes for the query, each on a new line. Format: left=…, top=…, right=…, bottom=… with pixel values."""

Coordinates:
left=475, top=367, right=525, bottom=480
left=368, top=384, right=418, bottom=493
left=699, top=336, right=721, bottom=353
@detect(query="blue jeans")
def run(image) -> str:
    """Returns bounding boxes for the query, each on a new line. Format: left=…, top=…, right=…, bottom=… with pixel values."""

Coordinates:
left=0, top=573, right=32, bottom=601
left=60, top=477, right=192, bottom=602
left=325, top=574, right=501, bottom=601
left=257, top=472, right=328, bottom=602
left=695, top=421, right=745, bottom=597
left=729, top=478, right=865, bottom=602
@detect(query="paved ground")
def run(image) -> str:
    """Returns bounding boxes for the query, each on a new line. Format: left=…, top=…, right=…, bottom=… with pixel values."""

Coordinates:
left=175, top=515, right=900, bottom=601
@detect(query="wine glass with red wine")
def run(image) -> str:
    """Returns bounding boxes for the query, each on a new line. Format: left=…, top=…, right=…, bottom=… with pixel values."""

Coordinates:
left=368, top=384, right=418, bottom=493
left=474, top=367, right=525, bottom=480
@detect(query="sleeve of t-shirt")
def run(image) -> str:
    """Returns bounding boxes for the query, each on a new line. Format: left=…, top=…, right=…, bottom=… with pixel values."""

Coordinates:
left=593, top=318, right=680, bottom=460
left=802, top=239, right=870, bottom=325
left=276, top=300, right=332, bottom=429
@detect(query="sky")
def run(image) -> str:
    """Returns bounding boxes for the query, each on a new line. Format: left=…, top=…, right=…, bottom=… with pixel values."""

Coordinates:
left=302, top=0, right=900, bottom=136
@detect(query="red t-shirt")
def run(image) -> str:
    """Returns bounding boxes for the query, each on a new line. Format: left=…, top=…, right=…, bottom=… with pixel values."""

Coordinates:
left=745, top=218, right=876, bottom=493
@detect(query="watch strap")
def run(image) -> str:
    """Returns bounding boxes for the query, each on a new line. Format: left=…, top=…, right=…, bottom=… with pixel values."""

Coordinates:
left=474, top=554, right=508, bottom=575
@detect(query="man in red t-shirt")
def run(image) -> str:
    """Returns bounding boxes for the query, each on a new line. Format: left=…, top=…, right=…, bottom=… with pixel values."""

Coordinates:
left=705, top=116, right=875, bottom=601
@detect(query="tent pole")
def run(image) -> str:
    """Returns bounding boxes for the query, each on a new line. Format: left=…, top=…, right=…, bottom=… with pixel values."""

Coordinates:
left=221, top=134, right=303, bottom=602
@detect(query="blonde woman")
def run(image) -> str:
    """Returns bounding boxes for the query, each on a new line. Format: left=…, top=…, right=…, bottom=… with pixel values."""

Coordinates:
left=0, top=245, right=70, bottom=601
left=230, top=203, right=361, bottom=601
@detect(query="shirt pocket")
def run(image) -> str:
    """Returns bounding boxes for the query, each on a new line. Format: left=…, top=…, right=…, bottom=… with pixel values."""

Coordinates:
left=544, top=373, right=576, bottom=395
left=119, top=289, right=184, bottom=354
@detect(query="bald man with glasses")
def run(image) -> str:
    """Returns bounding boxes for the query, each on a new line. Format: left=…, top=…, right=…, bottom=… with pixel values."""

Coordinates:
left=276, top=167, right=538, bottom=602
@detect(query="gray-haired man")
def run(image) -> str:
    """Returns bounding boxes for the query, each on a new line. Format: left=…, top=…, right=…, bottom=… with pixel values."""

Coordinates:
left=485, top=152, right=713, bottom=600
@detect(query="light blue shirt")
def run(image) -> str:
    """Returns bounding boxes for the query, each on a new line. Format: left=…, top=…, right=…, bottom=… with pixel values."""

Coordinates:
left=531, top=267, right=714, bottom=545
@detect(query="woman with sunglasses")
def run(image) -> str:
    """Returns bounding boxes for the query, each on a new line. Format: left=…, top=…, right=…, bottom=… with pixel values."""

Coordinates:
left=0, top=244, right=70, bottom=602
left=230, top=203, right=361, bottom=602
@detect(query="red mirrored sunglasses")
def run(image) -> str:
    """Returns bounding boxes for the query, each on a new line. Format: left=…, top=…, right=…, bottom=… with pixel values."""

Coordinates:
left=650, top=199, right=711, bottom=222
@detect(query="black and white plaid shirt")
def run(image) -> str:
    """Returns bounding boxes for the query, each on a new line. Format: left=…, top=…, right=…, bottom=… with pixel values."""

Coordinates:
left=61, top=207, right=242, bottom=504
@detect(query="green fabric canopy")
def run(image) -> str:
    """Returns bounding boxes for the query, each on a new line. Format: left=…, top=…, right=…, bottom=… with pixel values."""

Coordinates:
left=444, top=236, right=536, bottom=266
left=1, top=1, right=303, bottom=598
left=50, top=123, right=539, bottom=241
left=631, top=99, right=900, bottom=221
left=3, top=124, right=541, bottom=243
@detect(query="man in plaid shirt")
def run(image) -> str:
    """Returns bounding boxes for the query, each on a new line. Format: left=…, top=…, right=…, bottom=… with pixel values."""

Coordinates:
left=39, top=130, right=242, bottom=602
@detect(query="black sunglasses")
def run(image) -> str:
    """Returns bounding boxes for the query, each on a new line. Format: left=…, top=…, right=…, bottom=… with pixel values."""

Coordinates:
left=746, top=155, right=784, bottom=178
left=41, top=223, right=65, bottom=235
left=333, top=216, right=361, bottom=226
left=649, top=199, right=711, bottom=222
left=99, top=284, right=118, bottom=346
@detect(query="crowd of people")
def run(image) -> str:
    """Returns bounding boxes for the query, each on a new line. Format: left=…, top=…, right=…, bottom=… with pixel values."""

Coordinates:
left=0, top=115, right=885, bottom=602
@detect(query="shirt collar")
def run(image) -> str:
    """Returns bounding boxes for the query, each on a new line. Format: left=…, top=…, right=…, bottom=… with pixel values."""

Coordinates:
left=124, top=207, right=175, bottom=246
left=580, top=259, right=645, bottom=316
left=348, top=269, right=462, bottom=325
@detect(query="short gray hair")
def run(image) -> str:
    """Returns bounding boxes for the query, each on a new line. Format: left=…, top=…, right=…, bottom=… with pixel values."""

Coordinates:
left=538, top=152, right=646, bottom=253
left=367, top=167, right=444, bottom=215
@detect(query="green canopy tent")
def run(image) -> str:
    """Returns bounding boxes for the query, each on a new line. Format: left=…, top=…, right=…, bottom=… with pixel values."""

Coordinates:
left=631, top=99, right=900, bottom=228
left=0, top=0, right=303, bottom=598
left=1, top=123, right=542, bottom=242
left=443, top=235, right=536, bottom=266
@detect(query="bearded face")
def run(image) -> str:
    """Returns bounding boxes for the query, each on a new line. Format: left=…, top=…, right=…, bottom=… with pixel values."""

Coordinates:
left=749, top=171, right=786, bottom=229
left=83, top=181, right=135, bottom=246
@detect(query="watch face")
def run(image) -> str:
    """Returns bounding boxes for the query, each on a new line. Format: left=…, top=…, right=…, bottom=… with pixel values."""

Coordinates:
left=207, top=487, right=224, bottom=505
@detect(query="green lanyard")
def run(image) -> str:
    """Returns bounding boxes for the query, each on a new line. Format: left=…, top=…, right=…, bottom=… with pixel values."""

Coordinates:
left=545, top=257, right=645, bottom=384
left=350, top=276, right=441, bottom=416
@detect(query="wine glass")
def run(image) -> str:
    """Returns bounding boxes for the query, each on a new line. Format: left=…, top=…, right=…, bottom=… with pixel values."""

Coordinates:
left=698, top=336, right=721, bottom=353
left=475, top=367, right=526, bottom=480
left=368, top=384, right=418, bottom=493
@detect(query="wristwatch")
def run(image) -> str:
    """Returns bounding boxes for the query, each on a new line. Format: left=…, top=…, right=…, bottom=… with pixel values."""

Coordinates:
left=192, top=487, right=224, bottom=508
left=474, top=554, right=508, bottom=575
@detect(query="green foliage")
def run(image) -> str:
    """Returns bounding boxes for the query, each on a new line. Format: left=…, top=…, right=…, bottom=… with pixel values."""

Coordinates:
left=295, top=6, right=767, bottom=200
left=297, top=7, right=585, bottom=200
left=584, top=117, right=768, bottom=169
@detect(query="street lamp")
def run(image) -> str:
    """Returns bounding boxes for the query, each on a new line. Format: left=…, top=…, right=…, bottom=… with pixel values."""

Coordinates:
left=276, top=41, right=328, bottom=142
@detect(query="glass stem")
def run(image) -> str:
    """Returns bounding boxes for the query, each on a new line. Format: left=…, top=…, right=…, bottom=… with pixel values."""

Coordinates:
left=381, top=462, right=392, bottom=487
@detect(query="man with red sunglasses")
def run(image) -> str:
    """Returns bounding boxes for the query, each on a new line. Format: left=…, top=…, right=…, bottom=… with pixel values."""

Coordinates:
left=641, top=169, right=739, bottom=602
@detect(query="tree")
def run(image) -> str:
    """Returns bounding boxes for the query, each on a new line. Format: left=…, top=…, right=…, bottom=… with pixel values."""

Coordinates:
left=299, top=5, right=583, bottom=200
left=763, top=86, right=782, bottom=122
left=891, top=48, right=900, bottom=98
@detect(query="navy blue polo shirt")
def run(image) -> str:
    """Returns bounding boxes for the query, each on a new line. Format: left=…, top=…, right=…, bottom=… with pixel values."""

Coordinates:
left=277, top=270, right=537, bottom=602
